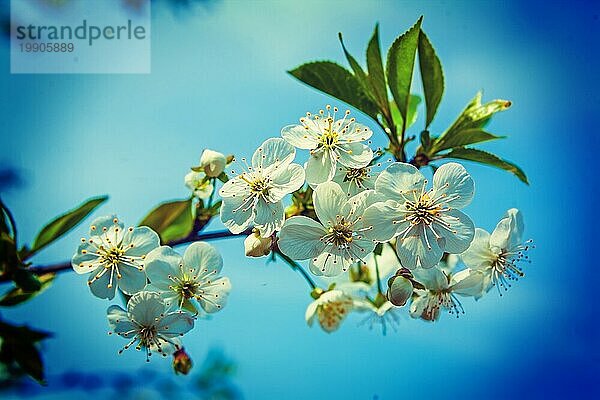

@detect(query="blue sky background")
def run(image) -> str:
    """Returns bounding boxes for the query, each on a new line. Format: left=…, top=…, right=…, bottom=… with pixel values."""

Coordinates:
left=0, top=0, right=598, bottom=398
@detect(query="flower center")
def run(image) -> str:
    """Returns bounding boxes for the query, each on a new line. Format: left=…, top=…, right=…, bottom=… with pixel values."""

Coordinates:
left=138, top=325, right=157, bottom=347
left=324, top=220, right=354, bottom=246
left=241, top=174, right=270, bottom=195
left=344, top=167, right=368, bottom=182
left=405, top=193, right=443, bottom=225
left=422, top=289, right=464, bottom=320
left=177, top=280, right=198, bottom=299
left=101, top=247, right=124, bottom=267
left=319, top=118, right=339, bottom=149
left=490, top=244, right=531, bottom=292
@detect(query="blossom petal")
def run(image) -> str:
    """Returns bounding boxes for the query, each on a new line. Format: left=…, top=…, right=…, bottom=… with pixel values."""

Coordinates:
left=313, top=181, right=346, bottom=227
left=505, top=208, right=524, bottom=247
left=145, top=246, right=183, bottom=289
left=107, top=304, right=129, bottom=331
left=339, top=121, right=373, bottom=142
left=350, top=237, right=377, bottom=261
left=436, top=209, right=475, bottom=254
left=309, top=249, right=350, bottom=277
left=198, top=276, right=231, bottom=313
left=185, top=171, right=213, bottom=199
left=432, top=162, right=474, bottom=209
left=219, top=176, right=250, bottom=198
left=127, top=291, right=166, bottom=326
left=253, top=199, right=284, bottom=237
left=183, top=242, right=223, bottom=276
left=450, top=269, right=485, bottom=297
left=89, top=215, right=122, bottom=236
left=491, top=208, right=524, bottom=251
left=253, top=137, right=295, bottom=171
left=412, top=266, right=448, bottom=291
left=156, top=311, right=195, bottom=338
left=305, top=300, right=318, bottom=326
left=269, top=163, right=305, bottom=201
left=409, top=292, right=428, bottom=318
left=147, top=283, right=181, bottom=309
left=72, top=241, right=101, bottom=274
left=461, top=228, right=495, bottom=270
left=117, top=265, right=147, bottom=295
left=278, top=216, right=327, bottom=260
left=375, top=163, right=425, bottom=201
left=281, top=124, right=319, bottom=149
left=88, top=267, right=116, bottom=300
left=113, top=321, right=137, bottom=338
left=396, top=224, right=444, bottom=269
left=341, top=189, right=382, bottom=219
left=336, top=143, right=373, bottom=169
left=305, top=150, right=335, bottom=186
left=220, top=195, right=255, bottom=234
left=122, top=226, right=160, bottom=258
left=362, top=200, right=406, bottom=242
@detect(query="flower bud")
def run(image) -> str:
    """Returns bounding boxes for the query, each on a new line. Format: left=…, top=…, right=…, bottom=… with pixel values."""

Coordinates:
left=199, top=149, right=226, bottom=178
left=244, top=230, right=272, bottom=257
left=172, top=348, right=193, bottom=375
left=386, top=274, right=413, bottom=307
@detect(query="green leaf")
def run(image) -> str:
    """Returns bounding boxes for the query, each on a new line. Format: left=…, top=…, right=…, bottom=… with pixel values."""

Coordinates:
left=0, top=321, right=51, bottom=384
left=418, top=29, right=444, bottom=128
left=390, top=95, right=421, bottom=131
left=444, top=92, right=512, bottom=137
left=30, top=196, right=108, bottom=256
left=431, top=128, right=504, bottom=153
left=420, top=130, right=432, bottom=151
left=338, top=33, right=369, bottom=86
left=217, top=171, right=229, bottom=183
left=0, top=231, right=18, bottom=277
left=288, top=61, right=379, bottom=119
left=444, top=147, right=529, bottom=184
left=139, top=199, right=194, bottom=243
left=12, top=269, right=41, bottom=292
left=0, top=273, right=54, bottom=307
left=386, top=16, right=423, bottom=131
left=0, top=321, right=52, bottom=342
left=365, top=24, right=389, bottom=113
left=13, top=342, right=46, bottom=384
left=207, top=200, right=222, bottom=217
left=0, top=201, right=13, bottom=238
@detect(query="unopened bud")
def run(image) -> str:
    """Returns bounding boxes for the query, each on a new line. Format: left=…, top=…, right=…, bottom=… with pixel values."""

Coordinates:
left=244, top=230, right=272, bottom=257
left=172, top=348, right=193, bottom=375
left=386, top=274, right=413, bottom=307
left=199, top=149, right=226, bottom=177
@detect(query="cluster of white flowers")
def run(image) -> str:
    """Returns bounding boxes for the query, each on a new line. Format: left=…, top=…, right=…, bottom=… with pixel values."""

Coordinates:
left=71, top=216, right=231, bottom=361
left=71, top=105, right=533, bottom=354
left=219, top=106, right=532, bottom=333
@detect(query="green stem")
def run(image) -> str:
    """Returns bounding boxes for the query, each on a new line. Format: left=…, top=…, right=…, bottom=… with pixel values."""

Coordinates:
left=275, top=250, right=317, bottom=290
left=0, top=198, right=17, bottom=246
left=207, top=178, right=216, bottom=208
left=373, top=253, right=383, bottom=295
left=388, top=242, right=403, bottom=266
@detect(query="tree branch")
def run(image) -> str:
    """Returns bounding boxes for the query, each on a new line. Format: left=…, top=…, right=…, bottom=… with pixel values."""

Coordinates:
left=5, top=228, right=252, bottom=280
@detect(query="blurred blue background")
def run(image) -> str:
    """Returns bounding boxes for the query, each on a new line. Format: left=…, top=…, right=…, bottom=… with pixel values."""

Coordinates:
left=0, top=0, right=598, bottom=398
